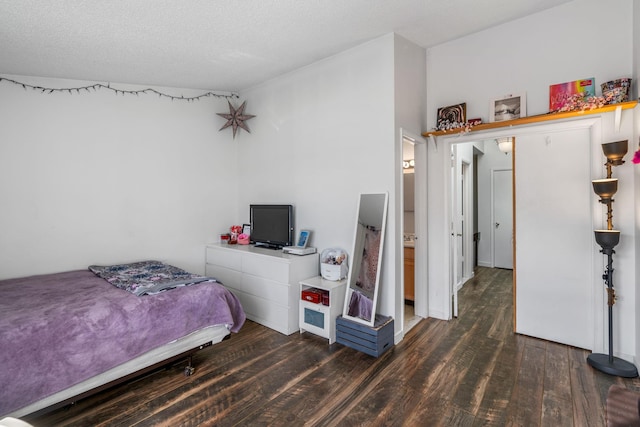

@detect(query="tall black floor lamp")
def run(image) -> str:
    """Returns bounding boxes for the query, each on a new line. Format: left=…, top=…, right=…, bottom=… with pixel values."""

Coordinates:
left=587, top=140, right=638, bottom=378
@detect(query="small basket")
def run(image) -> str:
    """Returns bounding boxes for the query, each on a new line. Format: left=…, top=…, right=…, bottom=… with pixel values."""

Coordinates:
left=601, top=78, right=631, bottom=103
left=320, top=247, right=349, bottom=281
left=321, top=262, right=348, bottom=281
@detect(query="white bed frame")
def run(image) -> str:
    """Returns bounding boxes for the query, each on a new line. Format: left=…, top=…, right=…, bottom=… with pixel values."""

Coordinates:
left=10, top=325, right=230, bottom=418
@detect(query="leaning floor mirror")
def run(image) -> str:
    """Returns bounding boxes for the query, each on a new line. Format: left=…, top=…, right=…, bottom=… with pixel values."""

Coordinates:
left=342, top=192, right=389, bottom=326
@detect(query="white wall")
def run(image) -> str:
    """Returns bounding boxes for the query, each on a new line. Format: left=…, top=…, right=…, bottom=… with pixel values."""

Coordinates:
left=426, top=0, right=637, bottom=358
left=426, top=0, right=633, bottom=126
left=0, top=76, right=238, bottom=278
left=238, top=34, right=425, bottom=339
left=393, top=35, right=427, bottom=329
left=238, top=34, right=398, bottom=318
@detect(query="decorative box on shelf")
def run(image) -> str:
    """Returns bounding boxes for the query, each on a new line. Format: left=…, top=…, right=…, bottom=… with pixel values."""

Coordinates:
left=301, top=288, right=324, bottom=304
left=336, top=314, right=394, bottom=358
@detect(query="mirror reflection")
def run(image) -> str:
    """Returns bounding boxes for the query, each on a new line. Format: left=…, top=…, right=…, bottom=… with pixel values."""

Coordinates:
left=343, top=192, right=388, bottom=325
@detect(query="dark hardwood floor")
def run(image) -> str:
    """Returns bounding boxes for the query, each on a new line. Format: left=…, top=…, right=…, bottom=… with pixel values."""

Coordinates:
left=27, top=267, right=640, bottom=426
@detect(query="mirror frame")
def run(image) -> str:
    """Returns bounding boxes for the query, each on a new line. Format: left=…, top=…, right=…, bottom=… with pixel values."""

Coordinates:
left=342, top=192, right=389, bottom=326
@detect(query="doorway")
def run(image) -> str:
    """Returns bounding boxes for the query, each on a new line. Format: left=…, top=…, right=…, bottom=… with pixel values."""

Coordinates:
left=401, top=129, right=426, bottom=334
left=449, top=139, right=512, bottom=318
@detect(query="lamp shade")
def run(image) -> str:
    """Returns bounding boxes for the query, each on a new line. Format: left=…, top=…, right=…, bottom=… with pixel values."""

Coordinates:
left=496, top=137, right=513, bottom=153
left=594, top=229, right=620, bottom=250
left=602, top=140, right=628, bottom=165
left=592, top=178, right=618, bottom=202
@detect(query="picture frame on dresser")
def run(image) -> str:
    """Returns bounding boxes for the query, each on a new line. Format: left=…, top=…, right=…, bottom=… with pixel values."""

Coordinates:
left=296, top=230, right=310, bottom=248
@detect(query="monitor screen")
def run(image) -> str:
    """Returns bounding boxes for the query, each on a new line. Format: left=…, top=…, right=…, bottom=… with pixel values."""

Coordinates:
left=249, top=204, right=294, bottom=249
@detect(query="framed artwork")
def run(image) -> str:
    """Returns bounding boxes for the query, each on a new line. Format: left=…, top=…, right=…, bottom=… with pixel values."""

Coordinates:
left=437, top=103, right=466, bottom=130
left=242, top=223, right=251, bottom=235
left=549, top=78, right=595, bottom=112
left=489, top=93, right=526, bottom=122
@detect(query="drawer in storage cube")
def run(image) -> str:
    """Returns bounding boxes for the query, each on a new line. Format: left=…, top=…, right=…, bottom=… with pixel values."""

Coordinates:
left=303, top=306, right=325, bottom=329
left=336, top=315, right=394, bottom=357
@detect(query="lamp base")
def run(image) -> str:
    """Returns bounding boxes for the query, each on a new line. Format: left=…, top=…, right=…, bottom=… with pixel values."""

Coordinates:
left=587, top=353, right=638, bottom=378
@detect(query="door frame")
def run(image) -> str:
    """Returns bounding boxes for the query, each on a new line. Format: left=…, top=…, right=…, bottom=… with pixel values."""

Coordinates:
left=399, top=128, right=428, bottom=333
left=437, top=130, right=518, bottom=321
left=432, top=118, right=604, bottom=352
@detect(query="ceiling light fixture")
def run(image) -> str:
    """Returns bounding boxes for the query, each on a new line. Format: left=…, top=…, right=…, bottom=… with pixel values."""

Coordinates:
left=495, top=137, right=513, bottom=154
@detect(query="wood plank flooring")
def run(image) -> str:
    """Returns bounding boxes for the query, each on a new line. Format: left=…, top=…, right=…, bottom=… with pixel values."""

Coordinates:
left=27, top=267, right=640, bottom=426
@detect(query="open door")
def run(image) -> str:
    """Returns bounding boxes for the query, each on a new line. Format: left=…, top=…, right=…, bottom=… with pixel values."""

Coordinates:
left=450, top=144, right=474, bottom=318
left=401, top=129, right=427, bottom=332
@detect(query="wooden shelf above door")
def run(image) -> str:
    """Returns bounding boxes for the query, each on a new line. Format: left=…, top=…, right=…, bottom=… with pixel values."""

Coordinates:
left=422, top=100, right=638, bottom=138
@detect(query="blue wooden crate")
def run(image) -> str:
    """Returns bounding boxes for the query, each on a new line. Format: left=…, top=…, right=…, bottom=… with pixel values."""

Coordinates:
left=336, top=314, right=394, bottom=357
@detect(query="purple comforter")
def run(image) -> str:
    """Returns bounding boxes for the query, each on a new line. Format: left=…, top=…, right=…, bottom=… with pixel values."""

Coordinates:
left=0, top=269, right=245, bottom=416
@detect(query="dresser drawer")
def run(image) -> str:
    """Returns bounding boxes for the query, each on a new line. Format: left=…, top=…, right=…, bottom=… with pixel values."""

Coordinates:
left=205, top=265, right=242, bottom=291
left=206, top=246, right=242, bottom=271
left=239, top=292, right=290, bottom=334
left=242, top=255, right=289, bottom=283
left=243, top=274, right=290, bottom=303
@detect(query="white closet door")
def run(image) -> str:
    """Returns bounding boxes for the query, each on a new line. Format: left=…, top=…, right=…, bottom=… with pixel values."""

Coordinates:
left=493, top=169, right=513, bottom=269
left=515, top=127, right=593, bottom=349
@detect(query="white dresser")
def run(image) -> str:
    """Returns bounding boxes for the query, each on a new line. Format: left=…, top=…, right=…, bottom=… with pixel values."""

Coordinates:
left=205, top=243, right=319, bottom=335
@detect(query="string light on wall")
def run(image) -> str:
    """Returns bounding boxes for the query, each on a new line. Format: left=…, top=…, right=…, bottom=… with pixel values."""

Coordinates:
left=0, top=76, right=238, bottom=102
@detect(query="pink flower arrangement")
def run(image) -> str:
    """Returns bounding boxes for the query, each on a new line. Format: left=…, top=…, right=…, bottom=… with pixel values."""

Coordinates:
left=228, top=225, right=242, bottom=244
left=632, top=148, right=640, bottom=164
left=553, top=92, right=616, bottom=113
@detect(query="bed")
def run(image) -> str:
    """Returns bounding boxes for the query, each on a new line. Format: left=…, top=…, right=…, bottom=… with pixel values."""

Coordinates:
left=0, top=261, right=246, bottom=418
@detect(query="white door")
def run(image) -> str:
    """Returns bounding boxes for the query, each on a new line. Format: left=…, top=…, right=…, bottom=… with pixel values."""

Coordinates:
left=515, top=126, right=593, bottom=349
left=455, top=164, right=464, bottom=284
left=450, top=146, right=459, bottom=317
left=493, top=169, right=513, bottom=269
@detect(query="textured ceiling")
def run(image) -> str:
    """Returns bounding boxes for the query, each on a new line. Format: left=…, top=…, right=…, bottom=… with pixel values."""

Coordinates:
left=0, top=0, right=571, bottom=92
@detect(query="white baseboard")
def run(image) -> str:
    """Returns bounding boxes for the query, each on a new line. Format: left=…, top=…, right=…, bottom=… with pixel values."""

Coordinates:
left=428, top=308, right=447, bottom=320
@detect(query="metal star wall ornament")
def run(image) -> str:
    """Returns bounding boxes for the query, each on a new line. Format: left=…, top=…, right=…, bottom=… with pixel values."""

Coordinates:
left=217, top=100, right=255, bottom=138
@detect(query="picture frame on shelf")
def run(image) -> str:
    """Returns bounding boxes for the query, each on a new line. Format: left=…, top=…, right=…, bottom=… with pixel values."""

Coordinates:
left=242, top=223, right=251, bottom=235
left=436, top=102, right=466, bottom=130
left=489, top=93, right=526, bottom=122
left=549, top=78, right=595, bottom=112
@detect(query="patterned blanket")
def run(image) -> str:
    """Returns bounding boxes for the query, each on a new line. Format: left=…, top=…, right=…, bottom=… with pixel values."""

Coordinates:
left=89, top=260, right=212, bottom=296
